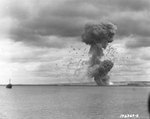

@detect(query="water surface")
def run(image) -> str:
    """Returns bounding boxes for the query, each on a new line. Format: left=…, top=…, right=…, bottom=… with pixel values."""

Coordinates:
left=0, top=86, right=149, bottom=119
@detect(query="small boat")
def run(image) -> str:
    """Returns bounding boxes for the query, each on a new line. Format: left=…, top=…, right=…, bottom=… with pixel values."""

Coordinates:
left=6, top=79, right=12, bottom=89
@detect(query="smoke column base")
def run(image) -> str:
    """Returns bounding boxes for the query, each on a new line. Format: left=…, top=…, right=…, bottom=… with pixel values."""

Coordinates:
left=94, top=75, right=113, bottom=86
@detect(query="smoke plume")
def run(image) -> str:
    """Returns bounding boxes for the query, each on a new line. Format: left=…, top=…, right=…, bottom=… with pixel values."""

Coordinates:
left=82, top=22, right=117, bottom=85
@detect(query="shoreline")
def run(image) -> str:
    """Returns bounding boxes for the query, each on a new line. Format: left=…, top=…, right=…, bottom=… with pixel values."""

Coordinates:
left=0, top=84, right=150, bottom=87
left=1, top=81, right=150, bottom=87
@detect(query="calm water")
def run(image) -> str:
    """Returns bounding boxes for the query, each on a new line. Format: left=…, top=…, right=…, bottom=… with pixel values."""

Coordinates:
left=0, top=86, right=149, bottom=119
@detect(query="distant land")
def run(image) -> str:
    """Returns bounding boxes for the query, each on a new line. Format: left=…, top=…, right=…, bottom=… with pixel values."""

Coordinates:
left=1, top=81, right=150, bottom=86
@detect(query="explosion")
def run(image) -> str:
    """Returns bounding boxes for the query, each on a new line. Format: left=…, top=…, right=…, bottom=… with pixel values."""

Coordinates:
left=82, top=22, right=117, bottom=86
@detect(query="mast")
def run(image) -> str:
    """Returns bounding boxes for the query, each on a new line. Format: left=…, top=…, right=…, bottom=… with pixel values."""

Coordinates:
left=9, top=79, right=11, bottom=84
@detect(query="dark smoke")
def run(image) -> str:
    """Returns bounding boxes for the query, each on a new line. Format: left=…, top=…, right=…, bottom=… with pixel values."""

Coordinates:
left=148, top=93, right=150, bottom=116
left=82, top=22, right=117, bottom=86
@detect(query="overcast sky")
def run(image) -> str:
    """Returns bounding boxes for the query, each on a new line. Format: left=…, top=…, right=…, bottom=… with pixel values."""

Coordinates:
left=0, top=0, right=150, bottom=84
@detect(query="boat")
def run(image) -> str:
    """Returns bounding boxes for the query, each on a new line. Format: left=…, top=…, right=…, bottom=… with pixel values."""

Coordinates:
left=6, top=79, right=12, bottom=89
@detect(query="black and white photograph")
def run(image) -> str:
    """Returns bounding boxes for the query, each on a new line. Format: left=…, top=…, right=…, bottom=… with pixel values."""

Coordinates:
left=0, top=0, right=150, bottom=119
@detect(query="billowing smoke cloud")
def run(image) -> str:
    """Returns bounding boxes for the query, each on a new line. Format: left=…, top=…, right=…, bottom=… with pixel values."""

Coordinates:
left=82, top=22, right=117, bottom=85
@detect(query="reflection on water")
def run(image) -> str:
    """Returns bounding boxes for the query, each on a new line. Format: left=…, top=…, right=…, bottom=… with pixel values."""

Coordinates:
left=0, top=86, right=149, bottom=119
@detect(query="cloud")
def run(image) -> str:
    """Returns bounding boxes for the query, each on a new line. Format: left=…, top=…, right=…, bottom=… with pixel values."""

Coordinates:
left=126, top=37, right=150, bottom=49
left=8, top=0, right=95, bottom=48
left=112, top=0, right=150, bottom=11
left=128, top=47, right=150, bottom=61
left=112, top=12, right=150, bottom=37
left=110, top=11, right=150, bottom=49
left=6, top=0, right=150, bottom=49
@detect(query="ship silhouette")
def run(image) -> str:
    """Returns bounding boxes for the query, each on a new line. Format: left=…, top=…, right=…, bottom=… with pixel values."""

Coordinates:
left=6, top=79, right=12, bottom=89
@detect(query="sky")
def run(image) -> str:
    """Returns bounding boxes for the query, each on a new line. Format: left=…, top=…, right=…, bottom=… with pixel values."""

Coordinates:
left=0, top=0, right=150, bottom=84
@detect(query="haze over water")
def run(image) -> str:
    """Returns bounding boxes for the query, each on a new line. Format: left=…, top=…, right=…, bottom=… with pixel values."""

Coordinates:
left=0, top=86, right=149, bottom=119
